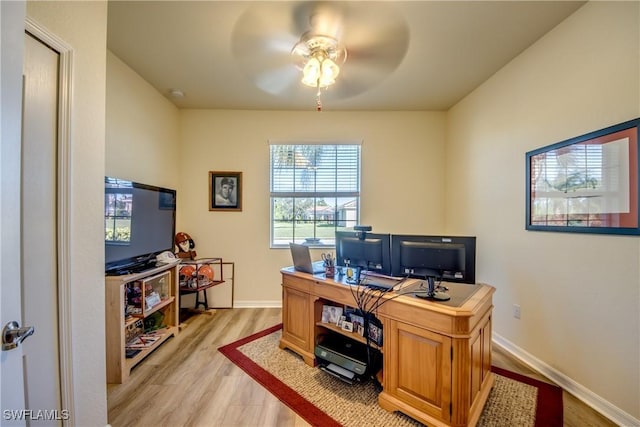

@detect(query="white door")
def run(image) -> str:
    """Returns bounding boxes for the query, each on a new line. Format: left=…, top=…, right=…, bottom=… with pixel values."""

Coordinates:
left=21, top=31, right=62, bottom=420
left=0, top=13, right=64, bottom=424
left=0, top=0, right=28, bottom=420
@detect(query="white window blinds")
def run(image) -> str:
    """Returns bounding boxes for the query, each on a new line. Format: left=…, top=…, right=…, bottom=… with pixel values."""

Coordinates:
left=270, top=144, right=361, bottom=247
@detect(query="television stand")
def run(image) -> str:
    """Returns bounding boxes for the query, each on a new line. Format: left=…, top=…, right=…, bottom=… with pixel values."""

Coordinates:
left=105, top=260, right=180, bottom=383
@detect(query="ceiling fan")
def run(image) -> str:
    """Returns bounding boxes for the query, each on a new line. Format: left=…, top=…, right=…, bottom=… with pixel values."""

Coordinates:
left=231, top=1, right=409, bottom=110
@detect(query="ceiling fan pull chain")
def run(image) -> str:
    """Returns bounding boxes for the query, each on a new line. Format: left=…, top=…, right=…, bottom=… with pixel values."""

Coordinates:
left=316, top=82, right=322, bottom=112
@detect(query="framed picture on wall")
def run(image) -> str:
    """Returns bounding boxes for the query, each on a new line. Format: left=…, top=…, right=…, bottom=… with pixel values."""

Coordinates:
left=526, top=117, right=640, bottom=235
left=209, top=171, right=242, bottom=212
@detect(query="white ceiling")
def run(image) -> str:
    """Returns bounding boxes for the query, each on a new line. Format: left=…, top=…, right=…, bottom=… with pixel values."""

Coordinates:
left=107, top=1, right=585, bottom=111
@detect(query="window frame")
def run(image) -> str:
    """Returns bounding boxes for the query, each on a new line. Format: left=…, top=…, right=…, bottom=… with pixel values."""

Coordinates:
left=269, top=142, right=362, bottom=248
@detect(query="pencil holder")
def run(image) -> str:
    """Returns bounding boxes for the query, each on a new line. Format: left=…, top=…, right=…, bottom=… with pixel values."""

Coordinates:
left=325, top=265, right=335, bottom=278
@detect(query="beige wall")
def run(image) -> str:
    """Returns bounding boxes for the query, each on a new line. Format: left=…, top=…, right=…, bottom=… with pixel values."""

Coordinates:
left=177, top=110, right=446, bottom=304
left=104, top=62, right=447, bottom=308
left=446, top=1, right=639, bottom=421
left=106, top=51, right=180, bottom=188
left=26, top=1, right=108, bottom=425
left=102, top=0, right=639, bottom=423
left=106, top=50, right=183, bottom=303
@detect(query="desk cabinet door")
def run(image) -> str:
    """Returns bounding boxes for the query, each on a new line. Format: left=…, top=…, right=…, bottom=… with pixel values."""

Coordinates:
left=384, top=319, right=452, bottom=423
left=282, top=286, right=311, bottom=353
left=470, top=312, right=492, bottom=406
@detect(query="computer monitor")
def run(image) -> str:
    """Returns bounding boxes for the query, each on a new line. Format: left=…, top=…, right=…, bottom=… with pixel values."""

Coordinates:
left=335, top=230, right=392, bottom=277
left=391, top=235, right=476, bottom=300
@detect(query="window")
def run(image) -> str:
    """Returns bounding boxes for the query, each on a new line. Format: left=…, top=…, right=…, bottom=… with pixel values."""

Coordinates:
left=105, top=178, right=133, bottom=244
left=270, top=143, right=361, bottom=247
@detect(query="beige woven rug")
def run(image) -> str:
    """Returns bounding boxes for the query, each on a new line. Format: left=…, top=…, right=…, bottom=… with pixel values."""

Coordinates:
left=220, top=325, right=563, bottom=427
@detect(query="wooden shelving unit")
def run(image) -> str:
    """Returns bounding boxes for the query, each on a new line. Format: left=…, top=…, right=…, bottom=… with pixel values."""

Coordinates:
left=105, top=260, right=180, bottom=384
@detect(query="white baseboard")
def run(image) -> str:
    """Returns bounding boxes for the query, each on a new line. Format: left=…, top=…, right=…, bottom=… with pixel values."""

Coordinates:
left=493, top=332, right=639, bottom=427
left=232, top=300, right=282, bottom=308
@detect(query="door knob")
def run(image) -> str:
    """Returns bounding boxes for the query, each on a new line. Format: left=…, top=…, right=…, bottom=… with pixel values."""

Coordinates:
left=2, top=321, right=35, bottom=351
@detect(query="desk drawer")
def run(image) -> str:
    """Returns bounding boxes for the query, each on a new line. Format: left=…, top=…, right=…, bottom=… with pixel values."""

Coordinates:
left=282, top=275, right=312, bottom=293
left=379, top=298, right=455, bottom=336
left=314, top=282, right=358, bottom=306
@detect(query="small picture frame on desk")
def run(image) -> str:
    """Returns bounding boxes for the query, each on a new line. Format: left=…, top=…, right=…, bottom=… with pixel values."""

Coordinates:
left=341, top=321, right=353, bottom=333
left=349, top=314, right=364, bottom=336
left=322, top=305, right=343, bottom=324
left=368, top=323, right=383, bottom=346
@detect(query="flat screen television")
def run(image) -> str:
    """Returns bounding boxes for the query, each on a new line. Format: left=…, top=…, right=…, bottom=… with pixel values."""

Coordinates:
left=391, top=235, right=476, bottom=284
left=105, top=177, right=176, bottom=275
left=335, top=230, right=392, bottom=277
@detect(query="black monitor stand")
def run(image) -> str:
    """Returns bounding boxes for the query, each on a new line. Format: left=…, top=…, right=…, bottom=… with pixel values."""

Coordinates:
left=414, top=276, right=451, bottom=301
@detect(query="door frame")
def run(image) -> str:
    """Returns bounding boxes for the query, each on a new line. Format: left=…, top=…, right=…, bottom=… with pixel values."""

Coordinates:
left=25, top=17, right=74, bottom=421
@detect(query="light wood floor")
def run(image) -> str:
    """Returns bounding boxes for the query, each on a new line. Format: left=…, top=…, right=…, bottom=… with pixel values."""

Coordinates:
left=107, top=307, right=617, bottom=427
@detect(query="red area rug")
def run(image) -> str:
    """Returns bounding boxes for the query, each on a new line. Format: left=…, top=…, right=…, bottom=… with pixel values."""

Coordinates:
left=219, top=324, right=562, bottom=427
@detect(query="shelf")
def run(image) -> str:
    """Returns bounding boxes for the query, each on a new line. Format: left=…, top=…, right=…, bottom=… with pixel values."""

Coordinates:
left=125, top=326, right=177, bottom=371
left=316, top=321, right=382, bottom=352
left=128, top=295, right=176, bottom=319
left=179, top=280, right=224, bottom=293
left=124, top=316, right=140, bottom=329
left=180, top=257, right=222, bottom=265
left=178, top=258, right=227, bottom=316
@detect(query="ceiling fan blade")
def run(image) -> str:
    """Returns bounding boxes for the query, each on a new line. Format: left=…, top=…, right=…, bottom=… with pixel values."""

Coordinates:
left=328, top=3, right=409, bottom=98
left=232, top=3, right=305, bottom=95
left=342, top=2, right=409, bottom=66
left=231, top=1, right=410, bottom=100
left=232, top=2, right=300, bottom=42
left=292, top=1, right=347, bottom=40
left=254, top=65, right=302, bottom=96
left=345, top=26, right=410, bottom=74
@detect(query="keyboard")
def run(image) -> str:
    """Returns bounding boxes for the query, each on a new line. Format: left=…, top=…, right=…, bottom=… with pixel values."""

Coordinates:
left=312, top=260, right=325, bottom=274
left=361, top=276, right=399, bottom=291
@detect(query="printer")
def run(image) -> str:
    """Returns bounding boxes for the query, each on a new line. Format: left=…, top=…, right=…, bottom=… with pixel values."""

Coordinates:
left=314, top=333, right=381, bottom=384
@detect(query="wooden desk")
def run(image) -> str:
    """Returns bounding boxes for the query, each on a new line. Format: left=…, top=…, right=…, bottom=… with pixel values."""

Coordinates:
left=280, top=268, right=495, bottom=427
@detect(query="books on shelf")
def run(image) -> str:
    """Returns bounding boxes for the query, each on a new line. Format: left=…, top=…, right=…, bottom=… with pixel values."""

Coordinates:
left=126, top=336, right=158, bottom=349
left=125, top=328, right=167, bottom=350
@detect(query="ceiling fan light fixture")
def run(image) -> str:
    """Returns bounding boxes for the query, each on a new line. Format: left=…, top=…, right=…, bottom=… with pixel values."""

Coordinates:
left=319, top=56, right=339, bottom=85
left=293, top=33, right=346, bottom=89
left=301, top=51, right=340, bottom=88
left=301, top=56, right=322, bottom=86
